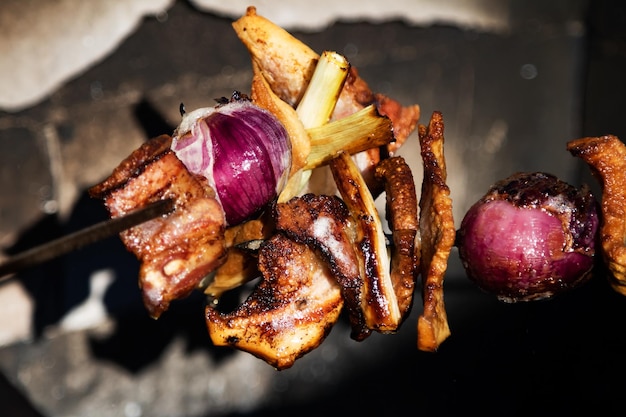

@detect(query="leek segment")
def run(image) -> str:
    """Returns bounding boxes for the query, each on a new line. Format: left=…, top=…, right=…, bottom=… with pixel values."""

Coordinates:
left=278, top=51, right=349, bottom=202
left=304, top=105, right=394, bottom=170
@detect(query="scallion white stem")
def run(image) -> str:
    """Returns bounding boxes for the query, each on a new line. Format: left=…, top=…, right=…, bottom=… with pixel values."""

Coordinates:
left=278, top=51, right=350, bottom=202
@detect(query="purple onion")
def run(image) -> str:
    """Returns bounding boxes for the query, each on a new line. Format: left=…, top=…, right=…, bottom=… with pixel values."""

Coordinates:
left=171, top=92, right=291, bottom=225
left=457, top=172, right=599, bottom=302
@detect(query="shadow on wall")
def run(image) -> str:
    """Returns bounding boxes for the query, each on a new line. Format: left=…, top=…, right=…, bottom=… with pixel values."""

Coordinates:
left=6, top=183, right=242, bottom=374
left=2, top=97, right=238, bottom=373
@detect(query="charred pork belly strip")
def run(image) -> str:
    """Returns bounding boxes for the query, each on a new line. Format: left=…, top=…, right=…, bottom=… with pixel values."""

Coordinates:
left=330, top=151, right=402, bottom=333
left=567, top=135, right=626, bottom=296
left=206, top=233, right=343, bottom=370
left=89, top=135, right=227, bottom=318
left=274, top=193, right=371, bottom=341
left=417, top=112, right=454, bottom=351
left=374, top=156, right=419, bottom=322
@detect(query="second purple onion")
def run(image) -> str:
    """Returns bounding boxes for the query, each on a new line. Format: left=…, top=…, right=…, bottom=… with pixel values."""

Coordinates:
left=457, top=172, right=600, bottom=302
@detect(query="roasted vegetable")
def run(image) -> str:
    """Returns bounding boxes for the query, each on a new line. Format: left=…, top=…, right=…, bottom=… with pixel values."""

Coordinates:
left=457, top=171, right=599, bottom=302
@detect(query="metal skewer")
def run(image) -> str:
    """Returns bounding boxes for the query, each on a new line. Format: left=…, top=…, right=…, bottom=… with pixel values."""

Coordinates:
left=0, top=198, right=175, bottom=282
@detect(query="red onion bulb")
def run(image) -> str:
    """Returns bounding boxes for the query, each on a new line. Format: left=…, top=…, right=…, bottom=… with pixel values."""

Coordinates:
left=457, top=172, right=599, bottom=302
left=171, top=92, right=291, bottom=225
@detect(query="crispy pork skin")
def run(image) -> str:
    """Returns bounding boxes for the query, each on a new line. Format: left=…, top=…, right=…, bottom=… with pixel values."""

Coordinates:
left=330, top=152, right=402, bottom=333
left=206, top=233, right=343, bottom=370
left=89, top=135, right=227, bottom=318
left=274, top=193, right=371, bottom=341
left=374, top=156, right=419, bottom=321
left=417, top=112, right=454, bottom=351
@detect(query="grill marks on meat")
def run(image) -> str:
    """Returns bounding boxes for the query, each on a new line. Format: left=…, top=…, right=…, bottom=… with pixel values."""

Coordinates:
left=274, top=170, right=419, bottom=340
left=205, top=181, right=419, bottom=366
left=374, top=157, right=419, bottom=321
left=89, top=135, right=227, bottom=318
left=206, top=233, right=343, bottom=370
left=567, top=135, right=626, bottom=296
left=330, top=152, right=402, bottom=333
left=416, top=112, right=454, bottom=351
left=274, top=193, right=371, bottom=341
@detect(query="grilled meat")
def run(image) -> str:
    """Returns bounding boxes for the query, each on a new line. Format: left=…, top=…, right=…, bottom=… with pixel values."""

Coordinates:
left=206, top=233, right=343, bottom=370
left=203, top=218, right=271, bottom=298
left=374, top=156, right=419, bottom=321
left=274, top=193, right=371, bottom=341
left=416, top=112, right=454, bottom=351
left=232, top=7, right=318, bottom=108
left=330, top=152, right=402, bottom=333
left=567, top=135, right=626, bottom=296
left=89, top=135, right=227, bottom=318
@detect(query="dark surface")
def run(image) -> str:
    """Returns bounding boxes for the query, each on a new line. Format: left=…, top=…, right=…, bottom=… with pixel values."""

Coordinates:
left=2, top=0, right=626, bottom=416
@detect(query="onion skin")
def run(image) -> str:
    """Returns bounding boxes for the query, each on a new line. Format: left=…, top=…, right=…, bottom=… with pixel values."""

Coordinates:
left=171, top=92, right=291, bottom=226
left=457, top=172, right=599, bottom=302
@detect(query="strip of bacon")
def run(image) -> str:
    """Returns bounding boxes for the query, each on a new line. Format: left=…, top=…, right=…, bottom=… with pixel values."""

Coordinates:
left=274, top=193, right=371, bottom=341
left=330, top=151, right=402, bottom=332
left=567, top=135, right=626, bottom=296
left=206, top=233, right=343, bottom=370
left=374, top=156, right=419, bottom=321
left=417, top=112, right=454, bottom=351
left=89, top=135, right=227, bottom=318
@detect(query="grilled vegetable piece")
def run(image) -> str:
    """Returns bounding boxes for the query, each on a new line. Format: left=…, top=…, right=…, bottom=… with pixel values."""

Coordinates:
left=278, top=50, right=350, bottom=201
left=89, top=135, right=227, bottom=318
left=567, top=135, right=626, bottom=295
left=456, top=172, right=598, bottom=302
left=206, top=233, right=343, bottom=370
left=171, top=93, right=292, bottom=227
left=305, top=105, right=395, bottom=170
left=417, top=112, right=454, bottom=351
left=333, top=65, right=420, bottom=155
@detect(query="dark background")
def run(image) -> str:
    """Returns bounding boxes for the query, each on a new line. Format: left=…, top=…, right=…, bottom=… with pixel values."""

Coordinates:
left=1, top=0, right=626, bottom=416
